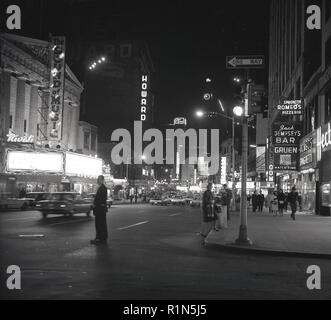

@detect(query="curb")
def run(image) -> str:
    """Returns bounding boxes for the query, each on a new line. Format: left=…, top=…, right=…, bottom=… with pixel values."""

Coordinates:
left=204, top=240, right=331, bottom=260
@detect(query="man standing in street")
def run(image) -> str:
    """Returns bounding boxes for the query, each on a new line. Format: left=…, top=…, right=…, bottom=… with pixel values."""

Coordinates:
left=252, top=191, right=258, bottom=212
left=223, top=184, right=232, bottom=221
left=257, top=191, right=265, bottom=213
left=287, top=186, right=299, bottom=221
left=91, top=175, right=108, bottom=245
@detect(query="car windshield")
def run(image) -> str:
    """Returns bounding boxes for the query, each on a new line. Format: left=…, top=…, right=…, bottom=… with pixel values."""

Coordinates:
left=46, top=194, right=75, bottom=201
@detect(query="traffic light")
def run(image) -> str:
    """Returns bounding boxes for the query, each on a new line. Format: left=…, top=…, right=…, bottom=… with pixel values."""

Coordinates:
left=249, top=84, right=266, bottom=115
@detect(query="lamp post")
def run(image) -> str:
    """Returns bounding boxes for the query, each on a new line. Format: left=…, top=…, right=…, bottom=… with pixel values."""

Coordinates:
left=235, top=78, right=253, bottom=246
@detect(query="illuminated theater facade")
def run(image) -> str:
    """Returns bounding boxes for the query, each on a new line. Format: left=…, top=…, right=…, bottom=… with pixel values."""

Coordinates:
left=0, top=33, right=102, bottom=195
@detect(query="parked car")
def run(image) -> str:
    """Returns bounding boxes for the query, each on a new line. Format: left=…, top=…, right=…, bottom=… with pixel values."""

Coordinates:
left=149, top=197, right=171, bottom=206
left=170, top=196, right=186, bottom=206
left=0, top=197, right=32, bottom=211
left=85, top=193, right=113, bottom=208
left=35, top=192, right=94, bottom=218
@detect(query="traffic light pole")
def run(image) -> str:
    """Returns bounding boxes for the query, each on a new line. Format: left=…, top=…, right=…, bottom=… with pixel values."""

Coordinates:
left=235, top=78, right=253, bottom=246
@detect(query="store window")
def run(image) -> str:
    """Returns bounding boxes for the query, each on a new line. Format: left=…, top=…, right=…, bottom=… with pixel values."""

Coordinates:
left=84, top=131, right=90, bottom=149
left=326, top=36, right=331, bottom=68
left=91, top=131, right=96, bottom=151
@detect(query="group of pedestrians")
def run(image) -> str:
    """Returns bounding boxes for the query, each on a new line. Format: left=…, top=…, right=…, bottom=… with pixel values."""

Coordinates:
left=200, top=183, right=232, bottom=244
left=250, top=191, right=265, bottom=212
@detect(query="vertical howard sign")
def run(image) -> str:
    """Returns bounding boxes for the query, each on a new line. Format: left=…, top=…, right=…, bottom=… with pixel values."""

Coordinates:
left=272, top=122, right=302, bottom=171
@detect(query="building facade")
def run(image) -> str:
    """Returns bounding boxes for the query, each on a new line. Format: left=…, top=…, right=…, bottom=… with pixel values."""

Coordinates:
left=268, top=0, right=331, bottom=214
left=0, top=33, right=102, bottom=195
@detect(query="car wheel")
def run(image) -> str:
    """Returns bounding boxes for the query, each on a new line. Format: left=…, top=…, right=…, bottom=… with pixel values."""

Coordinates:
left=42, top=211, right=48, bottom=219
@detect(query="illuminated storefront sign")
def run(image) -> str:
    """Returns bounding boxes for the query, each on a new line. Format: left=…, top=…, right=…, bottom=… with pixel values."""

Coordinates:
left=272, top=122, right=302, bottom=171
left=6, top=130, right=34, bottom=144
left=48, top=36, right=66, bottom=141
left=65, top=152, right=102, bottom=178
left=299, top=131, right=317, bottom=171
left=220, top=157, right=227, bottom=184
left=256, top=146, right=266, bottom=173
left=6, top=150, right=64, bottom=173
left=174, top=118, right=187, bottom=126
left=321, top=121, right=331, bottom=153
left=140, top=75, right=148, bottom=121
left=276, top=100, right=303, bottom=116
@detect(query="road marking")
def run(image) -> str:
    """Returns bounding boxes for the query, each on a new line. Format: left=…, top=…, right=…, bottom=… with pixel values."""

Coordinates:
left=48, top=219, right=91, bottom=226
left=2, top=217, right=36, bottom=222
left=169, top=213, right=183, bottom=217
left=19, top=234, right=44, bottom=238
left=116, top=221, right=149, bottom=230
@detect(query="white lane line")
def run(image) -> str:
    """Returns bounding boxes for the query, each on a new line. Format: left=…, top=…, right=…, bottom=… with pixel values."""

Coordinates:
left=2, top=217, right=37, bottom=222
left=116, top=221, right=149, bottom=231
left=169, top=213, right=183, bottom=217
left=48, top=219, right=91, bottom=226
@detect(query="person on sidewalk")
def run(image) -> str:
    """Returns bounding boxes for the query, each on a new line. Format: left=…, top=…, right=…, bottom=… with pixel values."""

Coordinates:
left=200, top=183, right=216, bottom=245
left=257, top=191, right=265, bottom=212
left=277, top=189, right=286, bottom=217
left=222, top=184, right=232, bottom=221
left=271, top=191, right=279, bottom=216
left=91, top=175, right=108, bottom=245
left=287, top=186, right=299, bottom=221
left=252, top=191, right=258, bottom=212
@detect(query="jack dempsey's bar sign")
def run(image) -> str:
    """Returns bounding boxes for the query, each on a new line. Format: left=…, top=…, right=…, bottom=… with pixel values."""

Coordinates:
left=272, top=122, right=302, bottom=171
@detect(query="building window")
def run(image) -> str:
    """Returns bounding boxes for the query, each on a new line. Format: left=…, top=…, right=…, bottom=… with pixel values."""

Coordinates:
left=91, top=131, right=96, bottom=151
left=326, top=36, right=331, bottom=68
left=9, top=115, right=13, bottom=129
left=84, top=131, right=90, bottom=149
left=326, top=0, right=331, bottom=21
left=24, top=120, right=27, bottom=133
left=120, top=44, right=132, bottom=58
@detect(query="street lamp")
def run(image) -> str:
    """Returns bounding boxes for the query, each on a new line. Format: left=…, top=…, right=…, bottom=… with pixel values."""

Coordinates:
left=233, top=105, right=244, bottom=117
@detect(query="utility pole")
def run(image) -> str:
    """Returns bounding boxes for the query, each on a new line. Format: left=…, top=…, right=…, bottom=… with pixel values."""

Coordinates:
left=231, top=117, right=236, bottom=212
left=236, top=73, right=253, bottom=246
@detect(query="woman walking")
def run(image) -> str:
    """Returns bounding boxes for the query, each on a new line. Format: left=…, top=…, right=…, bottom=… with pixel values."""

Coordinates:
left=277, top=189, right=286, bottom=217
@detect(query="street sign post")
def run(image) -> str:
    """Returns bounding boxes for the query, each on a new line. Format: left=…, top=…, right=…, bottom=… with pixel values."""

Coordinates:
left=226, top=55, right=265, bottom=69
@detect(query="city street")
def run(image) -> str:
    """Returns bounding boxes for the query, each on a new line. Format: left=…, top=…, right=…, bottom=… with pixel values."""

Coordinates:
left=1, top=204, right=331, bottom=300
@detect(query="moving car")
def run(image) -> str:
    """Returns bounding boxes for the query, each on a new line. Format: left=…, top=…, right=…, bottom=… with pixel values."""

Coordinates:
left=85, top=193, right=113, bottom=208
left=170, top=196, right=186, bottom=206
left=35, top=192, right=94, bottom=218
left=25, top=192, right=49, bottom=207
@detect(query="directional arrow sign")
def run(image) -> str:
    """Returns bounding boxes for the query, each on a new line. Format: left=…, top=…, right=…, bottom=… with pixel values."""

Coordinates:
left=226, top=55, right=265, bottom=69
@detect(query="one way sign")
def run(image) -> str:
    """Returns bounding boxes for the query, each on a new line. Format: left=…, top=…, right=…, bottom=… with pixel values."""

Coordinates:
left=226, top=55, right=265, bottom=69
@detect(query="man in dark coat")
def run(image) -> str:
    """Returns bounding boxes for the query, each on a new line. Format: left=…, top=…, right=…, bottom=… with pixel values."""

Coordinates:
left=252, top=191, right=258, bottom=212
left=287, top=186, right=299, bottom=221
left=91, top=175, right=108, bottom=245
left=257, top=191, right=265, bottom=212
left=200, top=183, right=215, bottom=244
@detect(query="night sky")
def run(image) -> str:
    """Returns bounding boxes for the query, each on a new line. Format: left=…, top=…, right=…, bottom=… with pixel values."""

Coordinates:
left=1, top=0, right=270, bottom=137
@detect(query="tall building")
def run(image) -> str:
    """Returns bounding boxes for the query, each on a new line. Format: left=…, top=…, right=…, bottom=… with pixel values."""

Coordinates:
left=268, top=0, right=331, bottom=214
left=0, top=33, right=101, bottom=195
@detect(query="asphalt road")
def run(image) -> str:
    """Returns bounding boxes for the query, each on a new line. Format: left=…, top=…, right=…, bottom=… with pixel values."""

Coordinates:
left=1, top=204, right=331, bottom=300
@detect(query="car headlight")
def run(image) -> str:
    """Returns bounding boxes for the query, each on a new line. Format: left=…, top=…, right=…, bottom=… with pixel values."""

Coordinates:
left=36, top=204, right=41, bottom=207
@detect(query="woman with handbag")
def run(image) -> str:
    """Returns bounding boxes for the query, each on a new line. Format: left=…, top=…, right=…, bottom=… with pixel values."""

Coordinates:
left=200, top=183, right=216, bottom=245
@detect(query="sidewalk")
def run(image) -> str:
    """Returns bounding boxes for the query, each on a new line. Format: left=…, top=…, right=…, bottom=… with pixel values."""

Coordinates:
left=205, top=210, right=331, bottom=259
